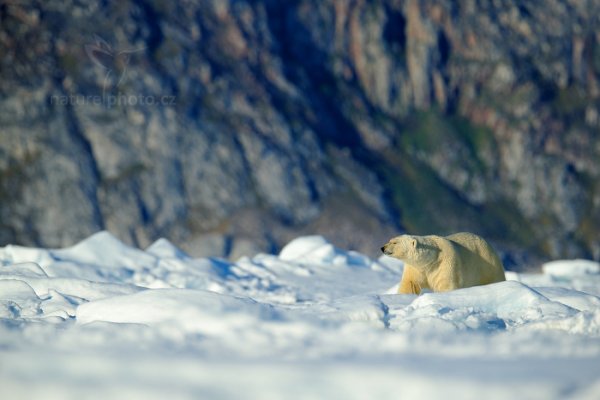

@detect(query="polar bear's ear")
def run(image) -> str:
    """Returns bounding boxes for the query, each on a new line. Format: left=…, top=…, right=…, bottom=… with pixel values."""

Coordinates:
left=412, top=239, right=417, bottom=248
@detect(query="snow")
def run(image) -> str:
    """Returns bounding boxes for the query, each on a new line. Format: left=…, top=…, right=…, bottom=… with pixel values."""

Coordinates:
left=76, top=289, right=280, bottom=336
left=1, top=232, right=600, bottom=399
left=543, top=259, right=600, bottom=277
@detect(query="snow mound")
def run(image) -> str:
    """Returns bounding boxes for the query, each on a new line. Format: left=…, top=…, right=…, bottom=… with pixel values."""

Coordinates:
left=543, top=259, right=600, bottom=277
left=0, top=244, right=55, bottom=267
left=0, top=279, right=41, bottom=318
left=145, top=238, right=191, bottom=260
left=0, top=262, right=48, bottom=278
left=279, top=235, right=372, bottom=268
left=390, top=281, right=578, bottom=333
left=51, top=231, right=158, bottom=272
left=77, top=289, right=279, bottom=335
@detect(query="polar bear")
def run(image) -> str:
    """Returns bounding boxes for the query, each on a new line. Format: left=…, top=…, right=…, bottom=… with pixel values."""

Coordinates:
left=381, top=232, right=505, bottom=294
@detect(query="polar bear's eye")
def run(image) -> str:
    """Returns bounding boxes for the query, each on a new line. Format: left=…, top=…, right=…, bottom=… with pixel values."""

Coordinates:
left=412, top=239, right=417, bottom=248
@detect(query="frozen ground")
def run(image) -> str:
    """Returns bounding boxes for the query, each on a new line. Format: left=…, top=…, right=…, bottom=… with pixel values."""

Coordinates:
left=1, top=232, right=600, bottom=399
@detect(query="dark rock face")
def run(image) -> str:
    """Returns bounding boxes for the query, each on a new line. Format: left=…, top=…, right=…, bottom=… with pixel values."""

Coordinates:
left=1, top=0, right=599, bottom=267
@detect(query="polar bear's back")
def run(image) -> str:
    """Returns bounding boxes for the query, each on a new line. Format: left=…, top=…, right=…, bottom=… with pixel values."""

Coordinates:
left=445, top=232, right=506, bottom=284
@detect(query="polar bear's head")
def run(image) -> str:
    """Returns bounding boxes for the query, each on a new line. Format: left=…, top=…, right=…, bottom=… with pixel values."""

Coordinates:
left=381, top=235, right=439, bottom=269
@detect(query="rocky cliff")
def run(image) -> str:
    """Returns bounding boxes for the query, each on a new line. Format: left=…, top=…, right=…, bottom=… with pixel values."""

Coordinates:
left=1, top=0, right=599, bottom=268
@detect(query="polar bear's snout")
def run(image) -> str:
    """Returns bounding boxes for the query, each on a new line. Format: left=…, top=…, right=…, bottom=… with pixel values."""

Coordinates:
left=381, top=243, right=392, bottom=255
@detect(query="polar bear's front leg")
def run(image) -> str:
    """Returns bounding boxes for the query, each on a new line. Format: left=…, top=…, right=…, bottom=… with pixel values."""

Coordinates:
left=398, top=276, right=419, bottom=294
left=398, top=265, right=427, bottom=294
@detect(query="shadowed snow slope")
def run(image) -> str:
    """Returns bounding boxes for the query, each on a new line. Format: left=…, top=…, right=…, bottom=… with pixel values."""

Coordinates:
left=1, top=232, right=600, bottom=399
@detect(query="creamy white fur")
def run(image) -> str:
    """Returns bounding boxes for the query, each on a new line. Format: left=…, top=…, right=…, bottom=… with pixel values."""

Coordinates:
left=382, top=232, right=506, bottom=294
